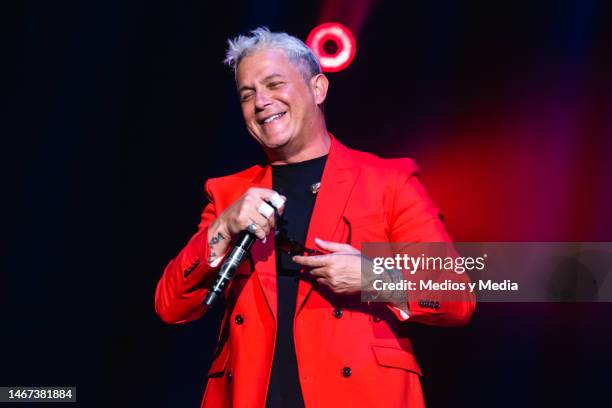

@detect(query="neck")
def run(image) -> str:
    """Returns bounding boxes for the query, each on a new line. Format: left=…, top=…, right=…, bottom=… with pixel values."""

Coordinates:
left=267, top=125, right=331, bottom=166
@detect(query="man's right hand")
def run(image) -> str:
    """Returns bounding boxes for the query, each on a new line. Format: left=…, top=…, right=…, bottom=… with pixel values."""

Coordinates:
left=206, top=188, right=286, bottom=265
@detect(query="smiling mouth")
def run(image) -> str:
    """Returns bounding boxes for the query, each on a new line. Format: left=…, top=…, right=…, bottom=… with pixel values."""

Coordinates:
left=261, top=112, right=286, bottom=124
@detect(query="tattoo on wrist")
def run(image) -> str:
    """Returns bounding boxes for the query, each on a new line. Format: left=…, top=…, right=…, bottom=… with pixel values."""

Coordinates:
left=208, top=232, right=225, bottom=264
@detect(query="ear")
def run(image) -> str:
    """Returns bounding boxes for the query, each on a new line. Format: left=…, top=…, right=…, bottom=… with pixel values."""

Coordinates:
left=310, top=74, right=329, bottom=105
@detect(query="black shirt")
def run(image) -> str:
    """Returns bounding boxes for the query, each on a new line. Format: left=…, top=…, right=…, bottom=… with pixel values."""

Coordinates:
left=266, top=154, right=327, bottom=408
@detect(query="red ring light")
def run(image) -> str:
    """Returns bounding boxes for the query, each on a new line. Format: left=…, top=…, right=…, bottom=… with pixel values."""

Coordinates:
left=306, top=22, right=356, bottom=73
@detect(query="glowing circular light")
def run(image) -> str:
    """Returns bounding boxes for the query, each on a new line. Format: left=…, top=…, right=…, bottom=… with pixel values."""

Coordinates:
left=306, top=22, right=356, bottom=73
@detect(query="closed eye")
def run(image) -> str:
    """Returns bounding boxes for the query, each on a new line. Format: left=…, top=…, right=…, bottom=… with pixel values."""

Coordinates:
left=268, top=81, right=284, bottom=89
left=240, top=91, right=254, bottom=102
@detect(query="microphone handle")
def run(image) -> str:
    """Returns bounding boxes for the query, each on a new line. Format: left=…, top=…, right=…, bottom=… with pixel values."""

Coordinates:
left=204, top=231, right=255, bottom=308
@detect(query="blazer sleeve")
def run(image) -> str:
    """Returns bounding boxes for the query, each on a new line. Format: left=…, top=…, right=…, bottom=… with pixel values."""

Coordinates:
left=385, top=159, right=476, bottom=326
left=154, top=180, right=220, bottom=324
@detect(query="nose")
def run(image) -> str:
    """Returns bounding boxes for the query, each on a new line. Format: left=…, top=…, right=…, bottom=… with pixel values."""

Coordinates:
left=254, top=89, right=273, bottom=111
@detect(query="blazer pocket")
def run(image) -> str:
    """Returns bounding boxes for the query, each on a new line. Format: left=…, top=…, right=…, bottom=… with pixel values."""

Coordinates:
left=348, top=213, right=386, bottom=229
left=371, top=345, right=422, bottom=376
left=345, top=213, right=388, bottom=243
left=207, top=345, right=229, bottom=377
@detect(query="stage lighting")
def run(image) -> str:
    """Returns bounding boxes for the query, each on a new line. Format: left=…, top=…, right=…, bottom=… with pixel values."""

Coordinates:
left=306, top=22, right=356, bottom=73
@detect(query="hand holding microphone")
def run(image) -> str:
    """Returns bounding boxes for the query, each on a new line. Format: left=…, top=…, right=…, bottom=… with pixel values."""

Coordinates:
left=204, top=188, right=286, bottom=307
left=209, top=188, right=286, bottom=243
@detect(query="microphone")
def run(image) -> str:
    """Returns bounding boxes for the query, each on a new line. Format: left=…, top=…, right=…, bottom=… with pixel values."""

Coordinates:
left=204, top=230, right=255, bottom=308
left=204, top=193, right=285, bottom=308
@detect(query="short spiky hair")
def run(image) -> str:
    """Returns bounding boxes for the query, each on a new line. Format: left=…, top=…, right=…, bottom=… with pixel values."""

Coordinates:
left=224, top=27, right=321, bottom=81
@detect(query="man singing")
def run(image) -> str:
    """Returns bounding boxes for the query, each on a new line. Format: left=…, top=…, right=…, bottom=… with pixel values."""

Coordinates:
left=155, top=27, right=475, bottom=407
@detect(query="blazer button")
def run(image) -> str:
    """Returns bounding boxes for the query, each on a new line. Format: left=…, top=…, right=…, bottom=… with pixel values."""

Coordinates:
left=234, top=315, right=244, bottom=325
left=227, top=371, right=232, bottom=384
left=333, top=308, right=343, bottom=318
left=342, top=366, right=352, bottom=378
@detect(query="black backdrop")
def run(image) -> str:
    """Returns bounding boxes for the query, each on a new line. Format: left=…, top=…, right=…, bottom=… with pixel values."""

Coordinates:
left=4, top=1, right=612, bottom=407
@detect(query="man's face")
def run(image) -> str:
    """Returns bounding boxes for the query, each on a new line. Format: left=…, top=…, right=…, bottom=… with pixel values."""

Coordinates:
left=236, top=48, right=318, bottom=153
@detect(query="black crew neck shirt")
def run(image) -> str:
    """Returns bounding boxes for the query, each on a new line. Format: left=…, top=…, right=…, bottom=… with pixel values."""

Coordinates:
left=266, top=154, right=327, bottom=408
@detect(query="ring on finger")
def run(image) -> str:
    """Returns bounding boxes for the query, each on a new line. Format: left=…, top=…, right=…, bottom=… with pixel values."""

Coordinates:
left=258, top=201, right=275, bottom=219
left=268, top=192, right=285, bottom=210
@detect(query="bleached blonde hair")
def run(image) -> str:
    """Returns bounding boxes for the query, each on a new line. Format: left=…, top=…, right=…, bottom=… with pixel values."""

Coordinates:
left=224, top=27, right=321, bottom=82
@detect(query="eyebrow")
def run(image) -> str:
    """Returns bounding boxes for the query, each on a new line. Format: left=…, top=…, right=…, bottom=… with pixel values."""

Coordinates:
left=238, top=74, right=285, bottom=93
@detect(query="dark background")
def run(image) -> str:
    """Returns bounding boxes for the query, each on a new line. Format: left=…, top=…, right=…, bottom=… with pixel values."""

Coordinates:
left=4, top=0, right=612, bottom=406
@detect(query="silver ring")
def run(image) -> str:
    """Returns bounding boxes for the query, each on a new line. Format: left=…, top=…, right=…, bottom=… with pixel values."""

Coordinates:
left=247, top=223, right=258, bottom=234
left=268, top=192, right=285, bottom=209
left=258, top=201, right=275, bottom=219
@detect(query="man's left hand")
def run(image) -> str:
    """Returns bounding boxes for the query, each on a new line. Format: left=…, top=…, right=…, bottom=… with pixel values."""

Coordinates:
left=292, top=238, right=362, bottom=295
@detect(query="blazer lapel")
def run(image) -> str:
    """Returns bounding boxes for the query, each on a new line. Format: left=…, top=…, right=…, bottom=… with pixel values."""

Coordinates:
left=248, top=165, right=278, bottom=320
left=296, top=136, right=360, bottom=315
left=245, top=136, right=360, bottom=320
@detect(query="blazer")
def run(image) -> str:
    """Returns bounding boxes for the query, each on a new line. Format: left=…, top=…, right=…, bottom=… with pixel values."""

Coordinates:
left=155, top=135, right=476, bottom=408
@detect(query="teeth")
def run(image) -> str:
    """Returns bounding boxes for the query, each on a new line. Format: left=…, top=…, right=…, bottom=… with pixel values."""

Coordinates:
left=263, top=113, right=284, bottom=124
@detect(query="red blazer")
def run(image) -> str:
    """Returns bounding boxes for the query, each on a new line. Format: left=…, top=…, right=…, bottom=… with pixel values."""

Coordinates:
left=155, top=135, right=475, bottom=408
